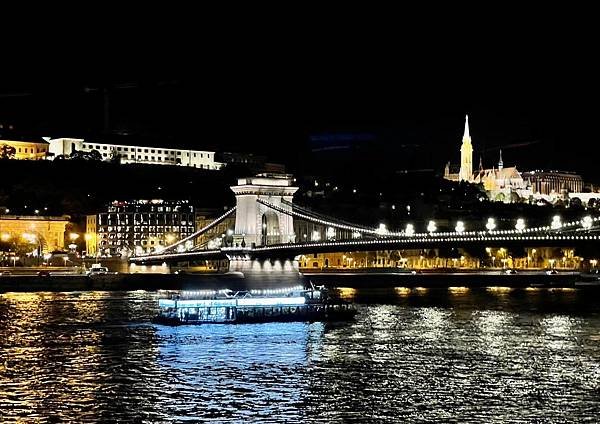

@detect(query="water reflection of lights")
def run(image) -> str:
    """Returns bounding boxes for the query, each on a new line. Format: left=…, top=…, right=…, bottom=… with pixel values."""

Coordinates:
left=541, top=315, right=578, bottom=351
left=525, top=287, right=541, bottom=292
left=548, top=288, right=576, bottom=293
left=475, top=310, right=514, bottom=357
left=416, top=307, right=451, bottom=341
left=337, top=287, right=357, bottom=300
left=448, top=286, right=469, bottom=295
left=413, top=287, right=428, bottom=295
left=486, top=286, right=513, bottom=294
left=394, top=287, right=411, bottom=297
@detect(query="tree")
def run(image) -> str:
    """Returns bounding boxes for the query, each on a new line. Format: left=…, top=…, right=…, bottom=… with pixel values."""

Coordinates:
left=70, top=149, right=102, bottom=161
left=0, top=144, right=16, bottom=160
left=109, top=149, right=122, bottom=164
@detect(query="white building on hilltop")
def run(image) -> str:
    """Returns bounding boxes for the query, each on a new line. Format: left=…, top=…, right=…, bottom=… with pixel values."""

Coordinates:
left=48, top=138, right=224, bottom=170
left=444, top=115, right=532, bottom=203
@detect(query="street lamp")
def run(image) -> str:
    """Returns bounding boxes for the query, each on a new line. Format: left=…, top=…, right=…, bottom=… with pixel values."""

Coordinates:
left=515, top=218, right=526, bottom=232
left=22, top=233, right=42, bottom=266
left=486, top=218, right=496, bottom=232
left=582, top=216, right=593, bottom=230
left=427, top=220, right=437, bottom=233
left=455, top=221, right=465, bottom=234
left=376, top=223, right=388, bottom=236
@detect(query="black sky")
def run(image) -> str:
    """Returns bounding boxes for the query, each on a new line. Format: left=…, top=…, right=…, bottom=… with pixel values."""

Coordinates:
left=0, top=17, right=597, bottom=178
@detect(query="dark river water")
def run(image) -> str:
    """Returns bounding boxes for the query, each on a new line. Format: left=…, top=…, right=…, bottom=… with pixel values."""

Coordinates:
left=1, top=287, right=600, bottom=423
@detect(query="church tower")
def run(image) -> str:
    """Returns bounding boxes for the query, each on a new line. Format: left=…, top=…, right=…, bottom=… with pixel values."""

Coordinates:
left=459, top=114, right=473, bottom=182
left=498, top=149, right=504, bottom=170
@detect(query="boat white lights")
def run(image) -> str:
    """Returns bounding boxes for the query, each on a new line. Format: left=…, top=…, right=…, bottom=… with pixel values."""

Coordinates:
left=237, top=297, right=306, bottom=307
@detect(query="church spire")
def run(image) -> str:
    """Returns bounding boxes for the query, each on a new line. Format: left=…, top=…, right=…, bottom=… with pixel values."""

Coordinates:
left=479, top=156, right=483, bottom=172
left=459, top=114, right=473, bottom=182
left=498, top=149, right=503, bottom=170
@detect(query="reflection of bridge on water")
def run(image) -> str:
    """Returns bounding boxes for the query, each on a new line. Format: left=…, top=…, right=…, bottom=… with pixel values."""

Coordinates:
left=129, top=174, right=600, bottom=267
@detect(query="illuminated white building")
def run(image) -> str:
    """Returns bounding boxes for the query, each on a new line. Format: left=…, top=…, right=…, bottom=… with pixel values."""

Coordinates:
left=48, top=138, right=224, bottom=170
left=444, top=115, right=531, bottom=202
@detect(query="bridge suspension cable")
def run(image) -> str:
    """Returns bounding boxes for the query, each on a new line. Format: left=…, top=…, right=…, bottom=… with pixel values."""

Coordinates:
left=280, top=199, right=376, bottom=232
left=258, top=199, right=383, bottom=235
left=134, top=206, right=237, bottom=257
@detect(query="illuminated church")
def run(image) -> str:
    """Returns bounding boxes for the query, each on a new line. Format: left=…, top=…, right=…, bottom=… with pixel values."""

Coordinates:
left=444, top=115, right=531, bottom=202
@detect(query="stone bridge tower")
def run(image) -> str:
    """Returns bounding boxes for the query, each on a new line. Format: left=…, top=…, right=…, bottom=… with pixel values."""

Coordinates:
left=230, top=174, right=299, bottom=247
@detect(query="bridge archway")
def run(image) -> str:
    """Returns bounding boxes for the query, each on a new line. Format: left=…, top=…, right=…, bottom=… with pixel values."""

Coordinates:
left=261, top=211, right=281, bottom=245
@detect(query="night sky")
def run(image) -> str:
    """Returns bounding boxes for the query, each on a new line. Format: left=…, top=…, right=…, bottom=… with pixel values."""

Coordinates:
left=1, top=23, right=597, bottom=179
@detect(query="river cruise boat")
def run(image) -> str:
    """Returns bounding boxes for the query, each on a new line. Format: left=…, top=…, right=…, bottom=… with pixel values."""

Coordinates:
left=154, top=285, right=356, bottom=325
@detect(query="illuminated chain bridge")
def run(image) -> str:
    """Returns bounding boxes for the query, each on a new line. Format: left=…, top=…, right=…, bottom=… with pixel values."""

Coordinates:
left=129, top=175, right=600, bottom=265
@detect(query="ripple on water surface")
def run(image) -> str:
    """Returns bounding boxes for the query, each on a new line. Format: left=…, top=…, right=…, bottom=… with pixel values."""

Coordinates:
left=1, top=288, right=600, bottom=422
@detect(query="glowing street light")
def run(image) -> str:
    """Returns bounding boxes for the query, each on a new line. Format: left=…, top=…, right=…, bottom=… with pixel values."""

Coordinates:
left=455, top=221, right=465, bottom=234
left=485, top=218, right=496, bottom=232
left=376, top=223, right=388, bottom=236
left=582, top=215, right=593, bottom=230
left=515, top=218, right=526, bottom=232
left=551, top=215, right=562, bottom=230
left=326, top=227, right=336, bottom=239
left=1, top=233, right=10, bottom=242
left=405, top=223, right=415, bottom=237
left=427, top=220, right=437, bottom=233
left=69, top=233, right=80, bottom=241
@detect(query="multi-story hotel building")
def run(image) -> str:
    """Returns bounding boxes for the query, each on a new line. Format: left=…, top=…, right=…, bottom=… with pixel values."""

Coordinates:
left=0, top=139, right=49, bottom=160
left=521, top=170, right=584, bottom=195
left=49, top=138, right=224, bottom=170
left=89, top=200, right=197, bottom=256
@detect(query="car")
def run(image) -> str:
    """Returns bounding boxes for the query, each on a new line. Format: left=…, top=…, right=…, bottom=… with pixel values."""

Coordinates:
left=545, top=269, right=558, bottom=275
left=86, top=266, right=109, bottom=276
left=410, top=270, right=423, bottom=275
left=174, top=269, right=189, bottom=275
left=1, top=270, right=12, bottom=276
left=37, top=270, right=51, bottom=277
left=504, top=269, right=518, bottom=275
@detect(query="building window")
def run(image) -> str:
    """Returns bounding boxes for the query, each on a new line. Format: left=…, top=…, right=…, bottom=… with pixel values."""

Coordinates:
left=83, top=144, right=87, bottom=148
left=145, top=156, right=148, bottom=160
left=117, top=147, right=122, bottom=151
left=177, top=152, right=181, bottom=156
left=103, top=153, right=107, bottom=157
left=201, top=153, right=203, bottom=158
left=103, top=146, right=107, bottom=150
left=96, top=145, right=100, bottom=149
left=144, top=149, right=148, bottom=153
left=151, top=150, right=155, bottom=153
left=124, top=147, right=129, bottom=152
